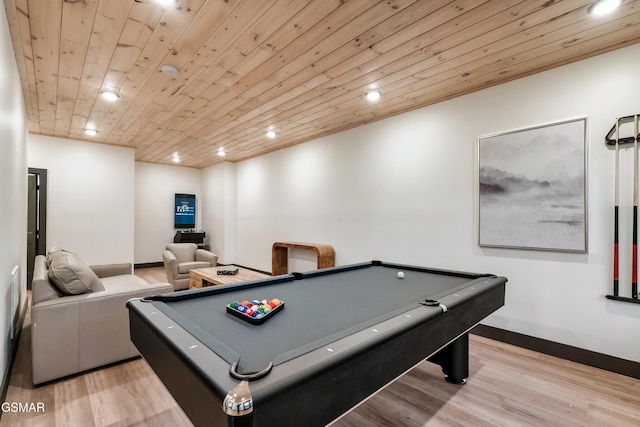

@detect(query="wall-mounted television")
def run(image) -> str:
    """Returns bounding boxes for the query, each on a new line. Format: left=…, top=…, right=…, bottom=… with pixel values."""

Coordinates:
left=174, top=193, right=196, bottom=229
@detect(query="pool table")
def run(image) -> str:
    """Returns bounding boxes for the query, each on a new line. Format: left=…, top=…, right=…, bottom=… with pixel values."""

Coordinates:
left=127, top=261, right=507, bottom=427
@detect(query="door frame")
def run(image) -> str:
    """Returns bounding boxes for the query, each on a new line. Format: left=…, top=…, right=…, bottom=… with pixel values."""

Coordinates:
left=27, top=168, right=47, bottom=269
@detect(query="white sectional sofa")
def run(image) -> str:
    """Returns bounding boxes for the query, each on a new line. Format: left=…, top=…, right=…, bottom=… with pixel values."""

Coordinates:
left=30, top=250, right=173, bottom=385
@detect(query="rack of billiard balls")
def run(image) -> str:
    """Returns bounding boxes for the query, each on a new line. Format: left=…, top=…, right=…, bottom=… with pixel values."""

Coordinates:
left=226, top=298, right=284, bottom=324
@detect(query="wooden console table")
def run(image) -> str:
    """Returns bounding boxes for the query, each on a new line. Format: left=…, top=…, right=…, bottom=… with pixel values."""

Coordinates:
left=272, top=242, right=335, bottom=276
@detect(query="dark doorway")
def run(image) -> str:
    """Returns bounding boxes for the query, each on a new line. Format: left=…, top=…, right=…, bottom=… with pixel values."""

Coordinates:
left=27, top=168, right=47, bottom=288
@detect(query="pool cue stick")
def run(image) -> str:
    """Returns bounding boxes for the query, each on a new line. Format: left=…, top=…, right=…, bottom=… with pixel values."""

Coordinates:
left=614, top=118, right=620, bottom=296
left=634, top=114, right=639, bottom=299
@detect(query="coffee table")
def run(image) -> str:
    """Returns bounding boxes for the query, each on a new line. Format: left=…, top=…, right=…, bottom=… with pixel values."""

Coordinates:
left=189, top=266, right=270, bottom=289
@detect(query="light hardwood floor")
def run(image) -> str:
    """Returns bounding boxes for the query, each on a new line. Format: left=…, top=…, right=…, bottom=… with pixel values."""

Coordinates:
left=2, top=267, right=639, bottom=426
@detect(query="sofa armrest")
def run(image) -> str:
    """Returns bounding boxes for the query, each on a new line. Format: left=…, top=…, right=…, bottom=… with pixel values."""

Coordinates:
left=31, top=277, right=173, bottom=385
left=90, top=263, right=132, bottom=278
left=162, top=250, right=178, bottom=278
left=162, top=250, right=177, bottom=270
left=195, top=249, right=218, bottom=266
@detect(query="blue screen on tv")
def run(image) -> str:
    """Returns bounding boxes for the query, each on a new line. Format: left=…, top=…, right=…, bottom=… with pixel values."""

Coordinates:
left=174, top=193, right=196, bottom=229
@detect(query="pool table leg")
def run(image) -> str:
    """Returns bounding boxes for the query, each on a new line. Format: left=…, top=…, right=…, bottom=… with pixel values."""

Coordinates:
left=227, top=413, right=252, bottom=427
left=428, top=332, right=469, bottom=384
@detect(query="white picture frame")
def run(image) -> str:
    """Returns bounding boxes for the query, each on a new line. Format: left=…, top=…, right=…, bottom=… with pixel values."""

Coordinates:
left=478, top=118, right=587, bottom=252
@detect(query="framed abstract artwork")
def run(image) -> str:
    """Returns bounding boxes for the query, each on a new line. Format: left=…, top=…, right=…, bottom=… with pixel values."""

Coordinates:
left=478, top=118, right=587, bottom=252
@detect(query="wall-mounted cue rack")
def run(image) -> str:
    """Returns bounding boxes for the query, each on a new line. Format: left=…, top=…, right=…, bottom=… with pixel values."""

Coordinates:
left=606, top=114, right=640, bottom=305
left=605, top=114, right=640, bottom=147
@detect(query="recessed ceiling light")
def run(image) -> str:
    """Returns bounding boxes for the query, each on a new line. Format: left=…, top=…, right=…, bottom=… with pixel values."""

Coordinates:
left=134, top=0, right=178, bottom=5
left=266, top=130, right=277, bottom=139
left=588, top=0, right=623, bottom=16
left=99, top=89, right=120, bottom=102
left=172, top=154, right=181, bottom=163
left=365, top=90, right=382, bottom=101
left=162, top=65, right=178, bottom=77
left=83, top=128, right=97, bottom=136
left=217, top=148, right=226, bottom=157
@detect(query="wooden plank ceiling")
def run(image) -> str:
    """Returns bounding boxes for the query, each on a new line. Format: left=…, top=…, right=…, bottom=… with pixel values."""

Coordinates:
left=4, top=0, right=640, bottom=168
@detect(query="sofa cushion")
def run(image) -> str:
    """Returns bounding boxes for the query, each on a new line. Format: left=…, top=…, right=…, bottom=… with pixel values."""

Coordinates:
left=166, top=243, right=197, bottom=264
left=48, top=251, right=104, bottom=295
left=45, top=246, right=74, bottom=267
left=100, top=273, right=150, bottom=290
left=177, top=261, right=211, bottom=274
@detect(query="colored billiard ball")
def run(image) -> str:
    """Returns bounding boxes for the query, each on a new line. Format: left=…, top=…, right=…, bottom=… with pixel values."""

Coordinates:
left=237, top=306, right=247, bottom=313
left=241, top=300, right=251, bottom=307
left=271, top=298, right=281, bottom=306
left=397, top=271, right=405, bottom=279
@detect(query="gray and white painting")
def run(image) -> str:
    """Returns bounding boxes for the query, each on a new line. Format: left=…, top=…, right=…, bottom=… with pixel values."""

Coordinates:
left=478, top=119, right=586, bottom=252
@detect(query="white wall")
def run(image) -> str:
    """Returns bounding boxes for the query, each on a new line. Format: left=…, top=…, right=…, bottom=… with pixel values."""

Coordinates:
left=27, top=135, right=135, bottom=265
left=22, top=148, right=205, bottom=266
left=0, top=4, right=28, bottom=384
left=202, top=162, right=237, bottom=264
left=134, top=162, right=202, bottom=264
left=236, top=43, right=640, bottom=363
